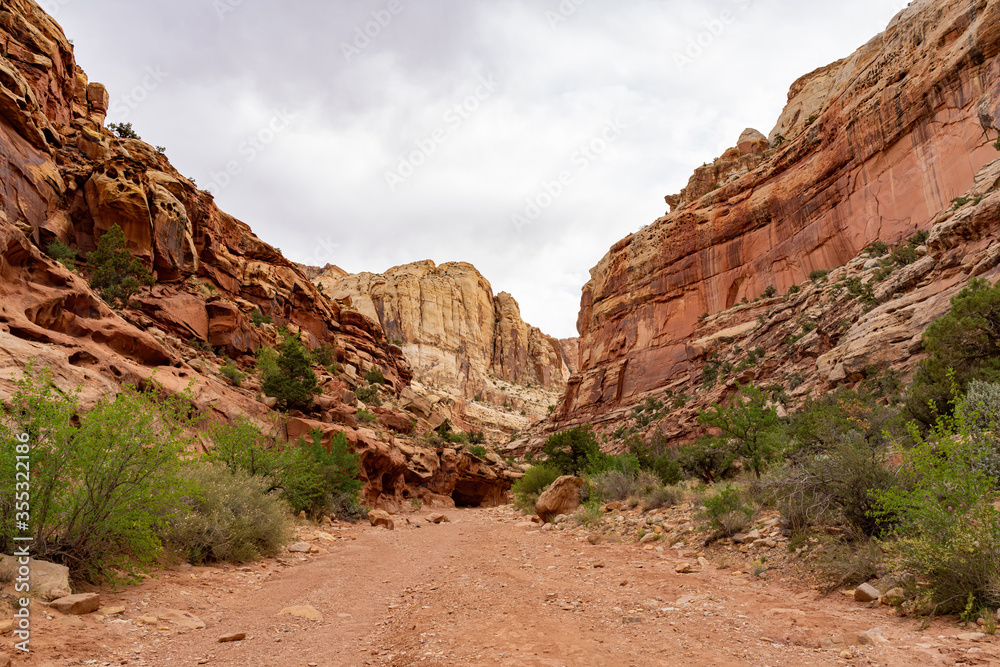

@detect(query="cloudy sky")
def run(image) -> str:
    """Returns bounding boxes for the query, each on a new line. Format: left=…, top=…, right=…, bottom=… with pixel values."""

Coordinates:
left=47, top=0, right=906, bottom=338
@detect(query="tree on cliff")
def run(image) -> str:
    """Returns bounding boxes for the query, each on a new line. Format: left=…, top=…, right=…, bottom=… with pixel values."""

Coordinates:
left=261, top=332, right=320, bottom=411
left=906, top=277, right=1000, bottom=428
left=87, top=223, right=155, bottom=308
left=697, top=384, right=780, bottom=479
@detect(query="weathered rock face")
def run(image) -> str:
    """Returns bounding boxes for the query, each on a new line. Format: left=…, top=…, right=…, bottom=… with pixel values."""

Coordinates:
left=560, top=0, right=1000, bottom=429
left=316, top=261, right=573, bottom=435
left=0, top=0, right=513, bottom=509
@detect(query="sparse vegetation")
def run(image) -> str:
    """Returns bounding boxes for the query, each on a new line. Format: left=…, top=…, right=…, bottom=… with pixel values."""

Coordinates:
left=512, top=464, right=561, bottom=513
left=108, top=121, right=140, bottom=139
left=260, top=333, right=320, bottom=411
left=364, top=367, right=386, bottom=385
left=46, top=240, right=77, bottom=269
left=87, top=223, right=155, bottom=308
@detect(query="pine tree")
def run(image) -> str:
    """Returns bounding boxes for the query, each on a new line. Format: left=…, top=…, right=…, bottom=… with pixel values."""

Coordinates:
left=261, top=333, right=319, bottom=411
left=87, top=224, right=154, bottom=308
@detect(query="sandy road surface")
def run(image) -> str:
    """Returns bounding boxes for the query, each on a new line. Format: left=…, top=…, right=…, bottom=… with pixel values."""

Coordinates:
left=4, top=506, right=998, bottom=666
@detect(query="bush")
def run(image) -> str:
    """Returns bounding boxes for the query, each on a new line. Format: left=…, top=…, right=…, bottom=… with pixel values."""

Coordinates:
left=698, top=384, right=781, bottom=479
left=220, top=359, right=246, bottom=387
left=468, top=444, right=489, bottom=459
left=164, top=463, right=292, bottom=564
left=642, top=485, right=686, bottom=511
left=787, top=284, right=801, bottom=296
left=542, top=426, right=602, bottom=475
left=816, top=538, right=886, bottom=591
left=809, top=270, right=829, bottom=282
left=46, top=240, right=77, bottom=269
left=261, top=334, right=320, bottom=411
left=205, top=417, right=284, bottom=483
left=251, top=309, right=272, bottom=327
left=701, top=484, right=753, bottom=536
left=87, top=224, right=155, bottom=308
left=512, top=464, right=561, bottom=513
left=0, top=366, right=190, bottom=584
left=364, top=367, right=386, bottom=385
left=762, top=285, right=777, bottom=298
left=677, top=436, right=737, bottom=483
left=906, top=278, right=1000, bottom=428
left=356, top=409, right=377, bottom=424
left=355, top=384, right=382, bottom=406
left=281, top=430, right=363, bottom=519
left=310, top=344, right=338, bottom=373
left=108, top=122, right=140, bottom=139
left=965, top=380, right=1000, bottom=482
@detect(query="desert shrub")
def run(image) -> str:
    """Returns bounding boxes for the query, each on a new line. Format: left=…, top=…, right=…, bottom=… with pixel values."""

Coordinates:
left=328, top=491, right=369, bottom=523
left=261, top=334, right=320, bottom=411
left=642, top=485, right=686, bottom=511
left=542, top=426, right=602, bottom=475
left=220, top=359, right=246, bottom=387
left=787, top=284, right=801, bottom=295
left=571, top=499, right=604, bottom=528
left=46, top=240, right=77, bottom=269
left=816, top=538, right=886, bottom=590
left=809, top=269, right=829, bottom=282
left=785, top=386, right=903, bottom=457
left=875, top=395, right=1000, bottom=614
left=698, top=384, right=781, bottom=479
left=164, top=463, right=292, bottom=564
left=364, top=367, right=386, bottom=385
left=0, top=366, right=191, bottom=584
left=281, top=430, right=363, bottom=519
left=905, top=278, right=1000, bottom=428
left=468, top=430, right=486, bottom=445
left=251, top=309, right=272, bottom=327
left=205, top=417, right=284, bottom=484
left=866, top=241, right=889, bottom=256
left=356, top=409, right=377, bottom=424
left=355, top=384, right=382, bottom=406
left=762, top=285, right=777, bottom=298
left=468, top=444, right=489, bottom=459
left=587, top=466, right=658, bottom=503
left=677, top=436, right=737, bottom=483
left=891, top=243, right=919, bottom=266
left=87, top=224, right=155, bottom=308
left=700, top=484, right=753, bottom=536
left=310, top=343, right=338, bottom=373
left=512, top=464, right=561, bottom=513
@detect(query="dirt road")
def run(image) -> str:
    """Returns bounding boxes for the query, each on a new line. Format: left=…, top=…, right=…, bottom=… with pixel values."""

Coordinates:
left=6, top=506, right=998, bottom=666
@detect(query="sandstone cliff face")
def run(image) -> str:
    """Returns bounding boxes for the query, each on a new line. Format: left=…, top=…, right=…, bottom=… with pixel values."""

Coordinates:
left=316, top=261, right=572, bottom=428
left=558, top=0, right=1000, bottom=429
left=0, top=0, right=515, bottom=509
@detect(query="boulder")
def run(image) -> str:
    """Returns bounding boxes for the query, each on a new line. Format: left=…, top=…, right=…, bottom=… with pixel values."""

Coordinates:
left=368, top=509, right=394, bottom=530
left=737, top=128, right=769, bottom=156
left=0, top=556, right=70, bottom=601
left=854, top=583, right=881, bottom=602
left=535, top=475, right=584, bottom=522
left=425, top=513, right=450, bottom=524
left=278, top=605, right=323, bottom=621
left=49, top=593, right=100, bottom=616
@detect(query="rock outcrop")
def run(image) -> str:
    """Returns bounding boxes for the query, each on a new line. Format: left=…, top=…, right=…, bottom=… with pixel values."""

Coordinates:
left=558, top=0, right=1000, bottom=430
left=0, top=0, right=514, bottom=508
left=315, top=261, right=574, bottom=435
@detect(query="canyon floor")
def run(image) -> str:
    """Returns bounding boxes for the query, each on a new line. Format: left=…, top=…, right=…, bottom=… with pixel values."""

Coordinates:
left=8, top=507, right=999, bottom=667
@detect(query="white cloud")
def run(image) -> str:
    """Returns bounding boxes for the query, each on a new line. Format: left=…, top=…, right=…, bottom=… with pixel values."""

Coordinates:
left=54, top=0, right=906, bottom=338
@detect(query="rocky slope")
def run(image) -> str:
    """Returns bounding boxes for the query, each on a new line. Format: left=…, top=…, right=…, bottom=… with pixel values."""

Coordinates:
left=547, top=0, right=1000, bottom=439
left=0, top=0, right=516, bottom=509
left=315, top=261, right=574, bottom=436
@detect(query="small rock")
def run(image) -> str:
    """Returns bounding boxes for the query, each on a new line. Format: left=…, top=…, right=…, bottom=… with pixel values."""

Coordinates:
left=278, top=605, right=323, bottom=622
left=0, top=620, right=12, bottom=634
left=639, top=533, right=657, bottom=544
left=731, top=533, right=749, bottom=544
left=425, top=513, right=450, bottom=524
left=839, top=650, right=854, bottom=659
left=697, top=556, right=711, bottom=569
left=98, top=606, right=126, bottom=616
left=854, top=583, right=881, bottom=602
left=0, top=653, right=10, bottom=667
left=137, top=616, right=159, bottom=625
left=554, top=514, right=569, bottom=524
left=957, top=632, right=987, bottom=642
left=49, top=593, right=100, bottom=616
left=675, top=562, right=698, bottom=574
left=218, top=632, right=246, bottom=643
left=880, top=588, right=906, bottom=606
left=587, top=534, right=603, bottom=545
left=368, top=509, right=394, bottom=530
left=745, top=529, right=761, bottom=541
left=288, top=542, right=315, bottom=553
left=857, top=630, right=889, bottom=645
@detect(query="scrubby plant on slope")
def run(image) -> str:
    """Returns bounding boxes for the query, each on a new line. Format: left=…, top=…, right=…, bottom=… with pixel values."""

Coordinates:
left=87, top=223, right=155, bottom=308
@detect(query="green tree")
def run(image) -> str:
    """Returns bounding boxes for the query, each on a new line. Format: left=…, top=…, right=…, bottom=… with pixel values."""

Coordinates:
left=697, top=384, right=780, bottom=479
left=87, top=224, right=154, bottom=308
left=542, top=426, right=602, bottom=475
left=906, top=278, right=1000, bottom=427
left=261, top=333, right=320, bottom=411
left=281, top=430, right=363, bottom=519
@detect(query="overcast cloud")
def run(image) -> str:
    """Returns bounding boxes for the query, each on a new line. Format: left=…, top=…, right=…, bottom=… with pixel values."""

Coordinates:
left=46, top=0, right=907, bottom=338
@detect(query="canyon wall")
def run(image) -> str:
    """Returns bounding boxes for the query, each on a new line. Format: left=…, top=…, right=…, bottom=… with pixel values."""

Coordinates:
left=556, top=0, right=1000, bottom=428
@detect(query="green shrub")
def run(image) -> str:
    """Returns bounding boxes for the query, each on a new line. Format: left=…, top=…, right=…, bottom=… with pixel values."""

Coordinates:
left=0, top=366, right=190, bottom=584
left=468, top=430, right=486, bottom=445
left=220, top=359, right=246, bottom=387
left=787, top=284, right=801, bottom=296
left=629, top=434, right=683, bottom=485
left=965, top=380, right=1000, bottom=482
left=108, top=122, right=140, bottom=139
left=809, top=270, right=829, bottom=282
left=46, top=240, right=77, bottom=269
left=701, top=484, right=753, bottom=536
left=164, top=463, right=292, bottom=564
left=261, top=334, right=320, bottom=411
left=356, top=409, right=377, bottom=424
left=281, top=430, right=363, bottom=519
left=905, top=278, right=1000, bottom=428
left=762, top=286, right=777, bottom=298
left=542, top=426, right=602, bottom=475
left=251, top=309, right=272, bottom=327
left=512, top=464, right=561, bottom=513
left=468, top=444, right=489, bottom=459
left=677, top=436, right=737, bottom=483
left=816, top=538, right=886, bottom=590
left=891, top=244, right=918, bottom=266
left=310, top=343, right=338, bottom=372
left=87, top=224, right=155, bottom=308
left=205, top=417, right=284, bottom=483
left=698, top=384, right=781, bottom=479
left=355, top=384, right=382, bottom=406
left=865, top=241, right=889, bottom=257
left=364, top=367, right=386, bottom=385
left=875, top=395, right=1000, bottom=614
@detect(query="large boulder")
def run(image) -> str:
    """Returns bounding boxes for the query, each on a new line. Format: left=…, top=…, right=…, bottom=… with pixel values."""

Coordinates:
left=535, top=475, right=584, bottom=522
left=0, top=556, right=70, bottom=601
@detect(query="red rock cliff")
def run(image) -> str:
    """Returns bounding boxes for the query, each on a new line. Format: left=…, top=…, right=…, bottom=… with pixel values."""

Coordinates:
left=558, top=0, right=1000, bottom=427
